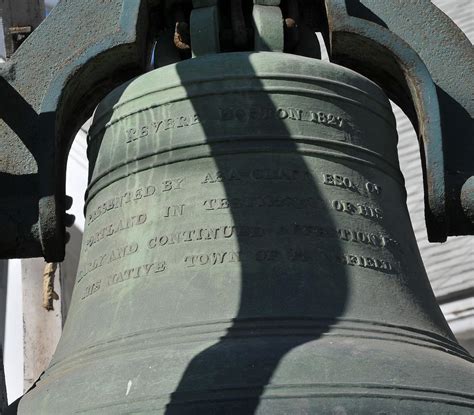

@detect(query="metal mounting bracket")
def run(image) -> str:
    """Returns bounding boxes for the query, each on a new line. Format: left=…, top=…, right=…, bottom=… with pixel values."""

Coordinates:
left=0, top=0, right=472, bottom=261
left=324, top=0, right=474, bottom=241
left=0, top=0, right=153, bottom=261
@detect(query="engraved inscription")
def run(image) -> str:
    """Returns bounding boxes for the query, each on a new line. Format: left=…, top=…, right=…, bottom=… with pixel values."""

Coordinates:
left=309, top=111, right=344, bottom=128
left=220, top=106, right=302, bottom=122
left=162, top=178, right=184, bottom=192
left=164, top=205, right=185, bottom=218
left=87, top=180, right=184, bottom=225
left=255, top=248, right=336, bottom=264
left=276, top=224, right=331, bottom=237
left=148, top=225, right=265, bottom=248
left=366, top=181, right=382, bottom=195
left=82, top=282, right=101, bottom=300
left=106, top=262, right=167, bottom=286
left=255, top=248, right=331, bottom=263
left=219, top=106, right=345, bottom=129
left=201, top=169, right=312, bottom=184
left=323, top=173, right=383, bottom=198
left=147, top=223, right=397, bottom=250
left=341, top=254, right=394, bottom=273
left=256, top=250, right=282, bottom=262
left=78, top=242, right=139, bottom=282
left=177, top=247, right=394, bottom=275
left=85, top=214, right=147, bottom=250
left=249, top=169, right=311, bottom=182
left=292, top=225, right=396, bottom=249
left=337, top=229, right=389, bottom=248
left=287, top=249, right=316, bottom=262
left=184, top=251, right=241, bottom=267
left=81, top=261, right=167, bottom=300
left=202, top=170, right=242, bottom=184
left=124, top=105, right=349, bottom=145
left=87, top=186, right=156, bottom=225
left=203, top=196, right=320, bottom=210
left=125, top=114, right=200, bottom=144
left=332, top=200, right=383, bottom=219
left=255, top=249, right=395, bottom=273
left=323, top=174, right=357, bottom=191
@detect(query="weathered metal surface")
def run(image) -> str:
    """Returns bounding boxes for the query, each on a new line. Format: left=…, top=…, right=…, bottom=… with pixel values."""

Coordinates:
left=392, top=0, right=473, bottom=332
left=17, top=52, right=474, bottom=414
left=192, top=0, right=217, bottom=8
left=190, top=5, right=220, bottom=56
left=0, top=0, right=152, bottom=261
left=253, top=5, right=284, bottom=52
left=1, top=0, right=472, bottom=261
left=461, top=177, right=474, bottom=223
left=230, top=0, right=248, bottom=49
left=324, top=0, right=474, bottom=241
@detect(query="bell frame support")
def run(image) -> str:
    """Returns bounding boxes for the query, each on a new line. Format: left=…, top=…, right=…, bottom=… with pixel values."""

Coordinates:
left=0, top=2, right=472, bottom=252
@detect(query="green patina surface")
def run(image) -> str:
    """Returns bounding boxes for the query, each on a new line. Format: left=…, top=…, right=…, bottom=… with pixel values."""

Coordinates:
left=16, top=52, right=473, bottom=414
left=0, top=0, right=472, bottom=261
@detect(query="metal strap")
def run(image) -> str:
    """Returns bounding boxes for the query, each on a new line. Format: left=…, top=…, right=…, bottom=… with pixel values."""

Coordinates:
left=252, top=5, right=284, bottom=52
left=190, top=4, right=220, bottom=57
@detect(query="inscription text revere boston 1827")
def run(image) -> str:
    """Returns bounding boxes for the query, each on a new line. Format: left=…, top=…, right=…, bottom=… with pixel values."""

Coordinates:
left=18, top=53, right=473, bottom=414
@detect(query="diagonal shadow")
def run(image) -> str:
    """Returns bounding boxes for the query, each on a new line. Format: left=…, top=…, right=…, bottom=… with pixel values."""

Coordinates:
left=0, top=77, right=59, bottom=257
left=0, top=77, right=41, bottom=256
left=0, top=76, right=39, bottom=157
left=164, top=51, right=348, bottom=414
left=345, top=0, right=388, bottom=29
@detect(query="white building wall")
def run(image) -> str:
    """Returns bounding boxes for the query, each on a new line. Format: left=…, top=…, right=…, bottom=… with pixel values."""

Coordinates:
left=2, top=259, right=23, bottom=403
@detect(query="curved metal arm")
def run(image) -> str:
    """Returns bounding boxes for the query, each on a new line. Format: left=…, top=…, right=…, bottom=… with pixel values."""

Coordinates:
left=0, top=0, right=152, bottom=261
left=0, top=0, right=472, bottom=261
left=324, top=0, right=474, bottom=241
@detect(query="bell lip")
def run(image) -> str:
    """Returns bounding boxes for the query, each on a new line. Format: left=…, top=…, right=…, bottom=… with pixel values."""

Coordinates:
left=89, top=52, right=392, bottom=138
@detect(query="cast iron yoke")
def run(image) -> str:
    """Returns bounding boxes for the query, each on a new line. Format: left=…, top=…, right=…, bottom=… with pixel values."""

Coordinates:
left=0, top=0, right=473, bottom=262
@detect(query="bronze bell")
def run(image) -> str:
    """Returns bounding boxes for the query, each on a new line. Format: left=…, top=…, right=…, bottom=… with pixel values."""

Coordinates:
left=17, top=53, right=473, bottom=414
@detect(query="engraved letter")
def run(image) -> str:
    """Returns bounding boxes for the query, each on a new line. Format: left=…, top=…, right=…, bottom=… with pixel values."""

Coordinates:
left=276, top=108, right=289, bottom=119
left=202, top=173, right=215, bottom=184
left=184, top=256, right=196, bottom=267
left=288, top=108, right=303, bottom=121
left=153, top=120, right=164, bottom=133
left=220, top=108, right=233, bottom=121
left=164, top=205, right=185, bottom=218
left=140, top=126, right=149, bottom=138
left=324, top=174, right=334, bottom=185
left=126, top=128, right=138, bottom=144
left=366, top=182, right=382, bottom=195
left=146, top=186, right=156, bottom=197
